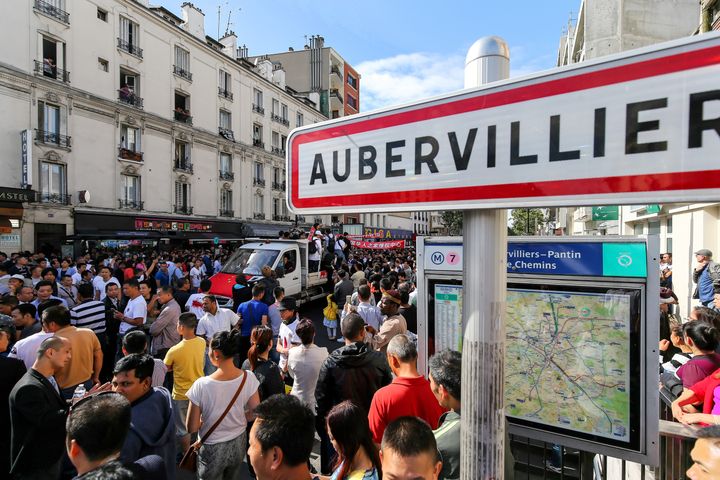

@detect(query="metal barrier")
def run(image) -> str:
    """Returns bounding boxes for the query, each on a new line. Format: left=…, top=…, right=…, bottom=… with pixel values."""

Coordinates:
left=510, top=394, right=699, bottom=480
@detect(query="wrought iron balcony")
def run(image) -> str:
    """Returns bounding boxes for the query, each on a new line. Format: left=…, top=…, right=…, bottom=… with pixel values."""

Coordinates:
left=118, top=199, right=143, bottom=210
left=271, top=114, right=290, bottom=127
left=218, top=87, right=233, bottom=100
left=34, top=0, right=69, bottom=24
left=330, top=88, right=343, bottom=103
left=219, top=170, right=235, bottom=181
left=252, top=104, right=265, bottom=115
left=173, top=110, right=192, bottom=124
left=34, top=60, right=70, bottom=82
left=118, top=147, right=143, bottom=162
left=272, top=181, right=286, bottom=191
left=118, top=89, right=144, bottom=109
left=117, top=38, right=143, bottom=58
left=36, top=192, right=71, bottom=205
left=270, top=146, right=285, bottom=157
left=252, top=139, right=264, bottom=149
left=174, top=205, right=193, bottom=215
left=219, top=127, right=235, bottom=141
left=273, top=214, right=291, bottom=222
left=253, top=178, right=266, bottom=187
left=173, top=65, right=193, bottom=82
left=219, top=209, right=234, bottom=218
left=173, top=159, right=193, bottom=174
left=35, top=129, right=71, bottom=148
left=253, top=213, right=265, bottom=220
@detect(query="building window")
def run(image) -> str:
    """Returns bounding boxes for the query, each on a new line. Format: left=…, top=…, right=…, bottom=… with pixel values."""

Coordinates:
left=347, top=72, right=358, bottom=89
left=174, top=182, right=191, bottom=213
left=253, top=123, right=263, bottom=148
left=271, top=131, right=280, bottom=155
left=254, top=193, right=264, bottom=215
left=120, top=174, right=141, bottom=209
left=272, top=99, right=279, bottom=116
left=118, top=68, right=142, bottom=107
left=174, top=140, right=191, bottom=172
left=218, top=70, right=232, bottom=99
left=633, top=223, right=644, bottom=236
left=98, top=58, right=108, bottom=72
left=174, top=46, right=192, bottom=81
left=40, top=162, right=66, bottom=201
left=273, top=197, right=281, bottom=218
left=331, top=110, right=340, bottom=119
left=281, top=103, right=288, bottom=121
left=254, top=162, right=264, bottom=185
left=347, top=94, right=357, bottom=110
left=118, top=17, right=142, bottom=57
left=253, top=88, right=264, bottom=113
left=120, top=125, right=140, bottom=152
left=648, top=219, right=661, bottom=236
left=220, top=153, right=232, bottom=174
left=296, top=111, right=304, bottom=127
left=37, top=101, right=68, bottom=147
left=219, top=110, right=231, bottom=130
left=220, top=189, right=233, bottom=216
left=174, top=91, right=191, bottom=124
left=97, top=8, right=107, bottom=22
left=37, top=34, right=68, bottom=82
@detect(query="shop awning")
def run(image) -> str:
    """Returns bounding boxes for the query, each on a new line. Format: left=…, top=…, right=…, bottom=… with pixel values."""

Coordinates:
left=243, top=222, right=288, bottom=238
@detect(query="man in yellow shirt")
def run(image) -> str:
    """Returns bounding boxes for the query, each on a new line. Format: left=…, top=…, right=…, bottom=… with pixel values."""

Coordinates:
left=164, top=312, right=205, bottom=452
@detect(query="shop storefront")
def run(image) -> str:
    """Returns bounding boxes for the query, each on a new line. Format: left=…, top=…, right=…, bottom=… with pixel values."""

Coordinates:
left=0, top=187, right=34, bottom=254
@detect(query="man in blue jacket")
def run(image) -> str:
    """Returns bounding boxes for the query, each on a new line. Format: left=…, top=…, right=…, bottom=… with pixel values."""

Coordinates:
left=112, top=353, right=176, bottom=480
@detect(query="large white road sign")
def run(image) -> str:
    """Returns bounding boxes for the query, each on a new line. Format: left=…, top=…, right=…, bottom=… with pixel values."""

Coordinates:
left=287, top=33, right=720, bottom=214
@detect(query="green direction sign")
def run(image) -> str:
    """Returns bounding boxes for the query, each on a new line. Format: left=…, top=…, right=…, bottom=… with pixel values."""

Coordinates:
left=602, top=243, right=647, bottom=277
left=592, top=206, right=619, bottom=221
left=646, top=205, right=661, bottom=214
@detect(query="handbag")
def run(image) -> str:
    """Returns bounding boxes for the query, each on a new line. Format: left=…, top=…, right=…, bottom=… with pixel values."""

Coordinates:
left=179, top=371, right=249, bottom=471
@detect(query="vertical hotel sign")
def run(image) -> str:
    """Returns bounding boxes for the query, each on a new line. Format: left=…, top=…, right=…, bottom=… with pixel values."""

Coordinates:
left=21, top=130, right=32, bottom=188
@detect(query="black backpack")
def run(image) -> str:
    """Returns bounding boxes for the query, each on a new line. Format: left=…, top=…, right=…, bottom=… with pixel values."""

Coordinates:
left=308, top=238, right=318, bottom=254
left=326, top=235, right=336, bottom=252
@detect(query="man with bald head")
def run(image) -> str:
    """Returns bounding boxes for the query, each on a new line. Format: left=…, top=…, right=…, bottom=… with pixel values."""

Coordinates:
left=9, top=335, right=71, bottom=479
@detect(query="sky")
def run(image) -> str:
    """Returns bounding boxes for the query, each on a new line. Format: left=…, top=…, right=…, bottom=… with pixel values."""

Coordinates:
left=185, top=0, right=581, bottom=111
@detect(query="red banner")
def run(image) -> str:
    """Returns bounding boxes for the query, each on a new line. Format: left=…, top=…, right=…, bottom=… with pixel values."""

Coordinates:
left=350, top=239, right=405, bottom=250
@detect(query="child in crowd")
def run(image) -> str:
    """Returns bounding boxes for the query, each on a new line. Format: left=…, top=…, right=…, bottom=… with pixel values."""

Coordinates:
left=323, top=293, right=339, bottom=340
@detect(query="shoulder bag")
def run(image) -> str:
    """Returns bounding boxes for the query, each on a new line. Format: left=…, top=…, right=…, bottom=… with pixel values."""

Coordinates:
left=179, top=371, right=249, bottom=471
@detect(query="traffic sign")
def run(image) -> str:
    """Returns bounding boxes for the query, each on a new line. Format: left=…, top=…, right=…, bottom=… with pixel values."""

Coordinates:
left=287, top=33, right=720, bottom=214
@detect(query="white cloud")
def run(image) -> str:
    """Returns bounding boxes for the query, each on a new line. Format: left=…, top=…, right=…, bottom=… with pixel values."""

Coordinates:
left=356, top=47, right=558, bottom=112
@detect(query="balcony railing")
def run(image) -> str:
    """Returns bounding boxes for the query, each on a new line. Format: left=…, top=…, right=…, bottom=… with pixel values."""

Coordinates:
left=253, top=178, right=266, bottom=187
left=34, top=0, right=69, bottom=24
left=271, top=113, right=290, bottom=127
left=117, top=38, right=143, bottom=58
left=35, top=192, right=71, bottom=205
left=270, top=146, right=286, bottom=157
left=173, top=110, right=192, bottom=124
left=118, top=147, right=143, bottom=162
left=252, top=139, right=264, bottom=149
left=252, top=104, right=265, bottom=115
left=219, top=170, right=235, bottom=181
left=218, top=86, right=233, bottom=100
left=330, top=88, right=343, bottom=103
left=35, top=129, right=71, bottom=148
left=174, top=159, right=193, bottom=174
left=33, top=60, right=70, bottom=83
left=272, top=181, right=286, bottom=191
left=118, top=199, right=143, bottom=210
left=273, top=214, right=291, bottom=222
left=219, top=209, right=234, bottom=218
left=174, top=205, right=193, bottom=215
left=118, top=89, right=144, bottom=109
left=219, top=127, right=235, bottom=142
left=173, top=65, right=193, bottom=82
left=253, top=213, right=265, bottom=220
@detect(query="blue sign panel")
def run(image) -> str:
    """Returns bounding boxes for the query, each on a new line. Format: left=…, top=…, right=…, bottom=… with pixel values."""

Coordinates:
left=508, top=242, right=602, bottom=276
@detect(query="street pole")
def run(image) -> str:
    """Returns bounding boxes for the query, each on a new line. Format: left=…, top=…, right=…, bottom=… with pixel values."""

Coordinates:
left=461, top=36, right=509, bottom=480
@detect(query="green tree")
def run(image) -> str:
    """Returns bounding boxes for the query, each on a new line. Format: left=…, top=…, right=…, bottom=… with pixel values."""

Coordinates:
left=440, top=211, right=463, bottom=235
left=509, top=208, right=546, bottom=236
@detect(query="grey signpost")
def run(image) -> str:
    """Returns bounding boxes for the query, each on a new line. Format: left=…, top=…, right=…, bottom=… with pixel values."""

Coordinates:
left=461, top=36, right=510, bottom=479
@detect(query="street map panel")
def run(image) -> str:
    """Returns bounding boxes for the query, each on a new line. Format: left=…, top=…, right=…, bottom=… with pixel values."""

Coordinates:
left=505, top=288, right=631, bottom=441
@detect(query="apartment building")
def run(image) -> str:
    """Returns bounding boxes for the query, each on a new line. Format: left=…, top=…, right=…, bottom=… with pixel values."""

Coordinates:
left=0, top=0, right=331, bottom=252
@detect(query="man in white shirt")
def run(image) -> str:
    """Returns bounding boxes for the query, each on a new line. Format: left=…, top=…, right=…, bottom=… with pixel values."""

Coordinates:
left=196, top=294, right=238, bottom=374
left=277, top=297, right=302, bottom=373
left=8, top=330, right=54, bottom=369
left=189, top=259, right=204, bottom=291
left=71, top=262, right=87, bottom=285
left=92, top=266, right=120, bottom=301
left=308, top=233, right=323, bottom=272
left=113, top=279, right=147, bottom=361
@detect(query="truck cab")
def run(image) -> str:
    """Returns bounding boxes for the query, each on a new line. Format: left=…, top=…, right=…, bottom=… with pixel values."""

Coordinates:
left=208, top=239, right=328, bottom=306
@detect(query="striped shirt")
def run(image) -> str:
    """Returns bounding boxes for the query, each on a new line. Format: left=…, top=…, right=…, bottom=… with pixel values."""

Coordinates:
left=70, top=300, right=107, bottom=334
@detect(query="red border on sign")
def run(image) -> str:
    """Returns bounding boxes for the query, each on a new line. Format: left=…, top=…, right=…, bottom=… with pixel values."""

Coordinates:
left=291, top=44, right=720, bottom=208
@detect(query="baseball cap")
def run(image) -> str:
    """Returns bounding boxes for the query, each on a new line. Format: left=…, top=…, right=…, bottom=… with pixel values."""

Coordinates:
left=10, top=274, right=25, bottom=281
left=277, top=297, right=297, bottom=312
left=695, top=249, right=713, bottom=257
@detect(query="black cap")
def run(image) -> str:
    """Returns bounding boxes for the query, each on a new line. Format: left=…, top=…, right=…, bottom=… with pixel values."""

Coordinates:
left=277, top=297, right=297, bottom=312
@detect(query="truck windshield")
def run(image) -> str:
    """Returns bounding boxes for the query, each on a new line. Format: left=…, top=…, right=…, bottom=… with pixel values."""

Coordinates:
left=220, top=249, right=280, bottom=276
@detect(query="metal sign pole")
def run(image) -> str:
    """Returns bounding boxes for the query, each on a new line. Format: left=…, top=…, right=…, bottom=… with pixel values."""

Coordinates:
left=461, top=36, right=510, bottom=480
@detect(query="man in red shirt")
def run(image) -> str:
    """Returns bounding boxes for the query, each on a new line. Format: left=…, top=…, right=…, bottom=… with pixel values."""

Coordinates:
left=368, top=334, right=445, bottom=444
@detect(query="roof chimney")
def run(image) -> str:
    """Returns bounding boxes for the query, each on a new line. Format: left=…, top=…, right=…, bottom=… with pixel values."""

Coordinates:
left=219, top=31, right=237, bottom=58
left=181, top=2, right=205, bottom=39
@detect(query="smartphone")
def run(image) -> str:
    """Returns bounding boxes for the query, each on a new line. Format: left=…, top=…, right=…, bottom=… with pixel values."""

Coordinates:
left=346, top=295, right=352, bottom=305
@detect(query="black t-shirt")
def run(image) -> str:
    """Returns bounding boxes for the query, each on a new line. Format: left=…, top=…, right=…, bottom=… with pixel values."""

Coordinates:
left=173, top=291, right=191, bottom=312
left=241, top=357, right=285, bottom=401
left=400, top=305, right=417, bottom=334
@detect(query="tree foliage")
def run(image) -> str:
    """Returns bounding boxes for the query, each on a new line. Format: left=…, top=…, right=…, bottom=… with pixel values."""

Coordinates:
left=509, top=208, right=546, bottom=236
left=440, top=211, right=463, bottom=235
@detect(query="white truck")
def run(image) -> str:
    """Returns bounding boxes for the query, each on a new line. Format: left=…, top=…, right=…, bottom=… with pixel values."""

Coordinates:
left=208, top=238, right=329, bottom=306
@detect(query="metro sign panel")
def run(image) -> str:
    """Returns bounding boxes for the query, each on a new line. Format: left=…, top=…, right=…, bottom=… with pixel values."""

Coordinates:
left=287, top=33, right=720, bottom=214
